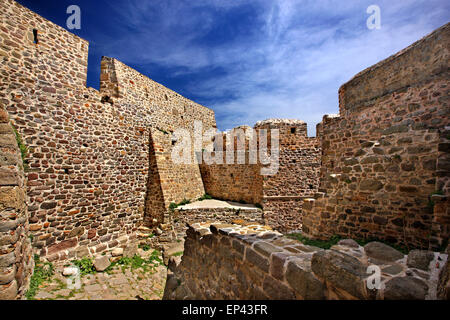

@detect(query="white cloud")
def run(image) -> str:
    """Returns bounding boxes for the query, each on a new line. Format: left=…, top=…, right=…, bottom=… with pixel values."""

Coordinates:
left=103, top=0, right=449, bottom=135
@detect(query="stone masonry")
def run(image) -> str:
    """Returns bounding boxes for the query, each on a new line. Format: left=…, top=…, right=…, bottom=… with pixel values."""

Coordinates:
left=164, top=222, right=448, bottom=300
left=0, top=103, right=33, bottom=299
left=0, top=0, right=449, bottom=300
left=0, top=0, right=215, bottom=263
left=200, top=120, right=321, bottom=233
left=302, top=23, right=450, bottom=250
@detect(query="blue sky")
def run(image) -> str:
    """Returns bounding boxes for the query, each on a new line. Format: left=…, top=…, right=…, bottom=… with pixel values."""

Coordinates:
left=17, top=0, right=449, bottom=135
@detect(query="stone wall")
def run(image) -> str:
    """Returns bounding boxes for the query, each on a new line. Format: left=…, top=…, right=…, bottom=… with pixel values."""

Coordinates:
left=152, top=207, right=264, bottom=248
left=0, top=104, right=33, bottom=299
left=302, top=23, right=450, bottom=250
left=164, top=222, right=448, bottom=300
left=200, top=120, right=321, bottom=233
left=256, top=120, right=321, bottom=232
left=0, top=0, right=216, bottom=261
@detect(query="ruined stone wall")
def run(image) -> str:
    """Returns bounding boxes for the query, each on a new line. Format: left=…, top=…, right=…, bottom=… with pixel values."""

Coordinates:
left=100, top=57, right=216, bottom=226
left=256, top=120, right=321, bottom=233
left=302, top=23, right=450, bottom=249
left=0, top=0, right=216, bottom=261
left=0, top=104, right=33, bottom=299
left=158, top=207, right=264, bottom=247
left=164, top=222, right=448, bottom=300
left=200, top=120, right=321, bottom=233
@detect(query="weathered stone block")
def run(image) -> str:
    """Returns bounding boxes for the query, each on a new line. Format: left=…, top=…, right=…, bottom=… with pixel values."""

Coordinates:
left=93, top=256, right=110, bottom=272
left=286, top=258, right=325, bottom=299
left=253, top=241, right=283, bottom=257
left=0, top=279, right=18, bottom=300
left=407, top=250, right=434, bottom=271
left=47, top=238, right=77, bottom=256
left=245, top=247, right=269, bottom=273
left=364, top=242, right=404, bottom=262
left=262, top=275, right=295, bottom=299
left=311, top=250, right=367, bottom=299
left=384, top=276, right=428, bottom=300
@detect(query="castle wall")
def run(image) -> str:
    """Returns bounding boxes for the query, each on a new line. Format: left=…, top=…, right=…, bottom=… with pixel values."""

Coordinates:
left=100, top=57, right=216, bottom=225
left=199, top=159, right=263, bottom=205
left=0, top=104, right=33, bottom=299
left=199, top=120, right=321, bottom=232
left=302, top=23, right=450, bottom=249
left=256, top=120, right=321, bottom=233
left=164, top=222, right=447, bottom=300
left=0, top=0, right=216, bottom=261
left=199, top=121, right=321, bottom=233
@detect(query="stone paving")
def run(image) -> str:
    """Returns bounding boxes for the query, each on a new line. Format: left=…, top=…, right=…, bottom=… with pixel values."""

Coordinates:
left=178, top=199, right=258, bottom=210
left=33, top=249, right=167, bottom=300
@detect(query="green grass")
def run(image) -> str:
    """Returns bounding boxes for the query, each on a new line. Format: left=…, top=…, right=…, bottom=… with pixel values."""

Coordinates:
left=139, top=243, right=151, bottom=251
left=71, top=257, right=96, bottom=276
left=286, top=233, right=342, bottom=249
left=438, top=238, right=449, bottom=253
left=106, top=250, right=163, bottom=273
left=11, top=124, right=29, bottom=171
left=197, top=193, right=213, bottom=201
left=26, top=254, right=54, bottom=300
left=169, top=198, right=191, bottom=211
left=156, top=127, right=169, bottom=134
left=287, top=233, right=411, bottom=254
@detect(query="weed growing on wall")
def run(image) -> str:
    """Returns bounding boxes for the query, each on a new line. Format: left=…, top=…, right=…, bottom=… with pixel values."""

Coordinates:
left=26, top=255, right=54, bottom=300
left=11, top=124, right=29, bottom=170
left=169, top=198, right=191, bottom=211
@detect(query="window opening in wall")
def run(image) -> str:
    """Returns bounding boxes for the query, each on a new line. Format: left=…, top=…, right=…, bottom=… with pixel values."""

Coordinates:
left=64, top=168, right=70, bottom=174
left=33, top=29, right=39, bottom=44
left=291, top=127, right=296, bottom=134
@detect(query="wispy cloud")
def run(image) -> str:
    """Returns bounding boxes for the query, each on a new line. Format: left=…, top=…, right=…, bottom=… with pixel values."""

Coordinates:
left=101, top=0, right=449, bottom=135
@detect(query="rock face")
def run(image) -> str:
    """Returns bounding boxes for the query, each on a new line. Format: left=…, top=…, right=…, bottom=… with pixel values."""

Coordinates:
left=364, top=242, right=404, bottom=262
left=164, top=222, right=446, bottom=300
left=93, top=256, right=111, bottom=272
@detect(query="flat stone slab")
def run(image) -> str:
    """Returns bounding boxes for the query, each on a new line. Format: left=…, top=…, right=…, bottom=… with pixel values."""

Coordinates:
left=178, top=199, right=259, bottom=210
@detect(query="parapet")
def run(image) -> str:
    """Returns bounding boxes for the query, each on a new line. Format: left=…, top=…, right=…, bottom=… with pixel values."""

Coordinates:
left=254, top=119, right=308, bottom=137
left=339, top=23, right=449, bottom=115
